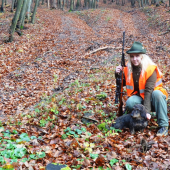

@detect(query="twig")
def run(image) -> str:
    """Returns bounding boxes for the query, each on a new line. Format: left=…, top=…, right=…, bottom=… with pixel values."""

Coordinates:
left=158, top=30, right=170, bottom=36
left=43, top=50, right=54, bottom=56
left=81, top=46, right=128, bottom=58
left=37, top=138, right=47, bottom=143
left=42, top=39, right=55, bottom=41
left=82, top=116, right=99, bottom=122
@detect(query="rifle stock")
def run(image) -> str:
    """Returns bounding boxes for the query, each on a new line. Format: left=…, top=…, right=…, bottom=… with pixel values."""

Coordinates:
left=115, top=31, right=125, bottom=116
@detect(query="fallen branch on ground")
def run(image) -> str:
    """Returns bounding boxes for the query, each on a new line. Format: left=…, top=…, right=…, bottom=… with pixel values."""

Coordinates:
left=82, top=116, right=99, bottom=123
left=158, top=30, right=170, bottom=36
left=81, top=46, right=128, bottom=58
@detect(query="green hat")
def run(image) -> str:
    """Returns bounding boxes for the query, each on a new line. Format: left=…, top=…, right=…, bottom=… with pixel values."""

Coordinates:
left=126, top=41, right=146, bottom=54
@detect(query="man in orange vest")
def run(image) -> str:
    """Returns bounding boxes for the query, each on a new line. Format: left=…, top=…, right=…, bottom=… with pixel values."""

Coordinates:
left=115, top=41, right=169, bottom=136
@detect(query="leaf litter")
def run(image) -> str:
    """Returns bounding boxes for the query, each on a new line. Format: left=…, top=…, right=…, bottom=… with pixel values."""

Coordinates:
left=0, top=2, right=170, bottom=169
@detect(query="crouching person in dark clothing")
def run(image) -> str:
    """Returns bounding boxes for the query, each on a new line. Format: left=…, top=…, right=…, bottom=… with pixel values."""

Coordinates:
left=115, top=41, right=169, bottom=136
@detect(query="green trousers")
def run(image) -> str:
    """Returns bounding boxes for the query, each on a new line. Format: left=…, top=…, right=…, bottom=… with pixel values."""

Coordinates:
left=126, top=90, right=169, bottom=127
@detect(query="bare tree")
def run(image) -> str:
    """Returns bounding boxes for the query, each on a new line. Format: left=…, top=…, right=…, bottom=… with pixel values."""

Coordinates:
left=1, top=0, right=5, bottom=12
left=90, top=0, right=96, bottom=8
left=60, top=0, right=62, bottom=9
left=66, top=0, right=69, bottom=8
left=47, top=0, right=50, bottom=8
left=70, top=0, right=74, bottom=10
left=19, top=0, right=29, bottom=29
left=62, top=0, right=65, bottom=10
left=11, top=0, right=15, bottom=12
left=9, top=0, right=24, bottom=41
left=84, top=0, right=88, bottom=8
left=50, top=0, right=57, bottom=8
left=151, top=0, right=156, bottom=4
left=76, top=0, right=81, bottom=9
left=122, top=0, right=125, bottom=5
left=131, top=0, right=135, bottom=7
left=31, top=0, right=39, bottom=24
left=116, top=0, right=119, bottom=5
left=144, top=0, right=149, bottom=5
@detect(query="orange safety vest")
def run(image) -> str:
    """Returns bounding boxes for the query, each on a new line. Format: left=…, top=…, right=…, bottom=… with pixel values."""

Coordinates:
left=124, top=64, right=168, bottom=100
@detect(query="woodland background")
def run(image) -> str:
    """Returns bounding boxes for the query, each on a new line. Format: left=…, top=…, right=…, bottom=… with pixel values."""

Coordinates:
left=0, top=0, right=170, bottom=169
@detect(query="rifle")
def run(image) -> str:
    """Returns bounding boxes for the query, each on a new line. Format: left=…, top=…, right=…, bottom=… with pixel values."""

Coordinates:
left=115, top=31, right=125, bottom=116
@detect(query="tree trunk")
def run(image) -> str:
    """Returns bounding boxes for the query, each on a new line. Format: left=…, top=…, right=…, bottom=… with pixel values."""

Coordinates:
left=11, top=0, right=15, bottom=12
left=151, top=0, right=156, bottom=4
left=91, top=0, right=95, bottom=8
left=60, top=0, right=62, bottom=9
left=96, top=0, right=98, bottom=8
left=27, top=0, right=32, bottom=22
left=59, top=0, right=62, bottom=9
left=89, top=0, right=91, bottom=8
left=141, top=0, right=143, bottom=7
left=31, top=0, right=39, bottom=24
left=88, top=0, right=90, bottom=7
left=57, top=0, right=59, bottom=8
left=76, top=0, right=81, bottom=9
left=131, top=0, right=135, bottom=7
left=38, top=0, right=41, bottom=6
left=156, top=0, right=163, bottom=6
left=122, top=0, right=125, bottom=5
left=18, top=0, right=28, bottom=29
left=42, top=0, right=45, bottom=5
left=14, top=0, right=18, bottom=9
left=47, top=0, right=50, bottom=8
left=70, top=0, right=74, bottom=10
left=103, top=0, right=106, bottom=4
left=93, top=0, right=96, bottom=8
left=62, top=0, right=65, bottom=10
left=137, top=0, right=140, bottom=7
left=9, top=0, right=23, bottom=42
left=66, top=0, right=69, bottom=8
left=84, top=0, right=88, bottom=8
left=50, top=0, right=57, bottom=8
left=1, top=0, right=5, bottom=12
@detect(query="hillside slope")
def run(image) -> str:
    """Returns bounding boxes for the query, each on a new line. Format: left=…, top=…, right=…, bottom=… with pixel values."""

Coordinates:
left=0, top=5, right=169, bottom=116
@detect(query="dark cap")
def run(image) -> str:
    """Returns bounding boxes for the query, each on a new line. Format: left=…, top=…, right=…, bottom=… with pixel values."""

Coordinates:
left=126, top=41, right=146, bottom=54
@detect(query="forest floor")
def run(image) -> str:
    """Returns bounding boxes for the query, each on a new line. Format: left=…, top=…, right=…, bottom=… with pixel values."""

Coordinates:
left=0, top=1, right=170, bottom=169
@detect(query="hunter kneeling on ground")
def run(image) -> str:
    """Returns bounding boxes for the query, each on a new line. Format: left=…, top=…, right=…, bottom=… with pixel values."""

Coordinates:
left=115, top=41, right=169, bottom=136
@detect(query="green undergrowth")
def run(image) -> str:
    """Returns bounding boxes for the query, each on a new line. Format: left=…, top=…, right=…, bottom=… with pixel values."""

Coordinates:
left=25, top=65, right=118, bottom=128
left=1, top=64, right=127, bottom=169
left=0, top=127, right=45, bottom=169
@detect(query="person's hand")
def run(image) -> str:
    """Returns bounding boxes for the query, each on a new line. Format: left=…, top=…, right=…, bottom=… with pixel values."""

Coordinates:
left=115, top=66, right=123, bottom=74
left=146, top=113, right=151, bottom=120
